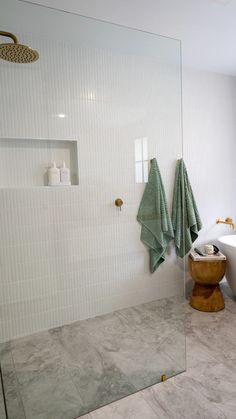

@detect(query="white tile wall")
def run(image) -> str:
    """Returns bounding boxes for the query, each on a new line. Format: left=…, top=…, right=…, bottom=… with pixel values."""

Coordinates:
left=0, top=12, right=183, bottom=341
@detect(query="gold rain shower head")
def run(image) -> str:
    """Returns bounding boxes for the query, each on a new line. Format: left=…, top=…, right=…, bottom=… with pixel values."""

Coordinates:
left=0, top=31, right=39, bottom=63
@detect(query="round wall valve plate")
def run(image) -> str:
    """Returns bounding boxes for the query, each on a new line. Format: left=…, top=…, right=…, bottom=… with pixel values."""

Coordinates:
left=115, top=198, right=123, bottom=210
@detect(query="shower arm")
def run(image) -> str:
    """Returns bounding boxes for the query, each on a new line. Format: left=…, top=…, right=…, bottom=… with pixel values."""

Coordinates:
left=0, top=31, right=18, bottom=44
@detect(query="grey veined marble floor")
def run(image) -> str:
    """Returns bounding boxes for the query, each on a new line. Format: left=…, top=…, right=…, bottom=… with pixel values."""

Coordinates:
left=79, top=283, right=236, bottom=419
left=2, top=284, right=236, bottom=419
left=0, top=296, right=186, bottom=419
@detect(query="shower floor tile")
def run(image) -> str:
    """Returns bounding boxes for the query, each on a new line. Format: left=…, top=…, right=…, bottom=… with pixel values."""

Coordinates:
left=0, top=368, right=6, bottom=419
left=79, top=283, right=236, bottom=419
left=0, top=296, right=185, bottom=419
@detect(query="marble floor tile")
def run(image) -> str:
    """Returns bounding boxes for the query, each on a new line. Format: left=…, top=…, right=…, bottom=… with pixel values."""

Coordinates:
left=80, top=284, right=236, bottom=419
left=106, top=332, right=184, bottom=391
left=75, top=299, right=186, bottom=389
left=79, top=391, right=165, bottom=419
left=0, top=371, right=7, bottom=419
left=141, top=372, right=226, bottom=419
left=2, top=331, right=85, bottom=419
left=117, top=305, right=185, bottom=347
left=117, top=296, right=185, bottom=329
left=184, top=361, right=236, bottom=419
left=224, top=298, right=236, bottom=314
left=186, top=301, right=236, bottom=328
left=141, top=358, right=236, bottom=419
left=3, top=284, right=236, bottom=419
left=1, top=364, right=26, bottom=419
left=4, top=330, right=67, bottom=392
left=1, top=296, right=186, bottom=418
left=17, top=368, right=85, bottom=419
left=0, top=342, right=12, bottom=365
left=186, top=331, right=218, bottom=368
left=188, top=318, right=236, bottom=365
left=49, top=321, right=136, bottom=415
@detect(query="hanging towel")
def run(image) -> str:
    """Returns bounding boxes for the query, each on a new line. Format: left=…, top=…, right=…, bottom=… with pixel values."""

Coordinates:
left=137, top=158, right=174, bottom=273
left=172, top=158, right=202, bottom=257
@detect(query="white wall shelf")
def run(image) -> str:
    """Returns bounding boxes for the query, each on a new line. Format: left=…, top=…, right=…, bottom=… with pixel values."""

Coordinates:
left=0, top=137, right=79, bottom=188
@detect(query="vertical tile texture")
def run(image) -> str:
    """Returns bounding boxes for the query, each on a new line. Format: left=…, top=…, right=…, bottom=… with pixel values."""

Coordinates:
left=0, top=28, right=183, bottom=341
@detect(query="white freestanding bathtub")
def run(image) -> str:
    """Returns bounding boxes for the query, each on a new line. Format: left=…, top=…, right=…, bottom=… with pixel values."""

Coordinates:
left=218, top=235, right=236, bottom=296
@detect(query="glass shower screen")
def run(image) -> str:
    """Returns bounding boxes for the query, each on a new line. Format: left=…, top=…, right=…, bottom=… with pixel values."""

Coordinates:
left=0, top=1, right=185, bottom=418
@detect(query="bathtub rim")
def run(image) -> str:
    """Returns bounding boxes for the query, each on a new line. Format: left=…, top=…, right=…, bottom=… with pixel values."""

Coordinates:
left=218, top=234, right=236, bottom=249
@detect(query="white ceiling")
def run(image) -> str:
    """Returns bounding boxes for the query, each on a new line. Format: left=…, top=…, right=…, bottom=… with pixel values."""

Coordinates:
left=17, top=0, right=236, bottom=75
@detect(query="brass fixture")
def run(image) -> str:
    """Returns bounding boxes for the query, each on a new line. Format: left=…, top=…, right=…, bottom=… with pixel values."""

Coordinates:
left=115, top=198, right=123, bottom=210
left=0, top=31, right=39, bottom=63
left=161, top=374, right=167, bottom=382
left=216, top=217, right=235, bottom=229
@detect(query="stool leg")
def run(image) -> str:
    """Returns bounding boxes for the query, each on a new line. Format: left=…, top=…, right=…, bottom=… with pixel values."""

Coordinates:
left=190, top=283, right=225, bottom=312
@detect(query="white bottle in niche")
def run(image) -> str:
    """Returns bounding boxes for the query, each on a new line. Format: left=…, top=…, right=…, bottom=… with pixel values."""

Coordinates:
left=48, top=162, right=60, bottom=186
left=60, top=161, right=71, bottom=185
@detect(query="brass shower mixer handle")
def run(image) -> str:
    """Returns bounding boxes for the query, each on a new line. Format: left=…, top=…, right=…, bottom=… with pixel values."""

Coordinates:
left=115, top=198, right=123, bottom=210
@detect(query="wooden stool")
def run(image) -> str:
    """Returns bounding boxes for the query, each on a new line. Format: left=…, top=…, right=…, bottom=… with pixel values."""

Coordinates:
left=189, top=255, right=226, bottom=312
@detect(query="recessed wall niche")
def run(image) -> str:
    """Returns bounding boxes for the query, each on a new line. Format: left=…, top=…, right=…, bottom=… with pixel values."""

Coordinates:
left=0, top=138, right=79, bottom=187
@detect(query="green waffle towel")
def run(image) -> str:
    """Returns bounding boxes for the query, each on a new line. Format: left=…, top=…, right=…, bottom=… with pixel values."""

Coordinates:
left=137, top=158, right=174, bottom=273
left=172, top=158, right=202, bottom=257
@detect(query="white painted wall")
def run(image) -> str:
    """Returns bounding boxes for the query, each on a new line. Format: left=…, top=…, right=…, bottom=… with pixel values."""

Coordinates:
left=182, top=68, right=236, bottom=289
